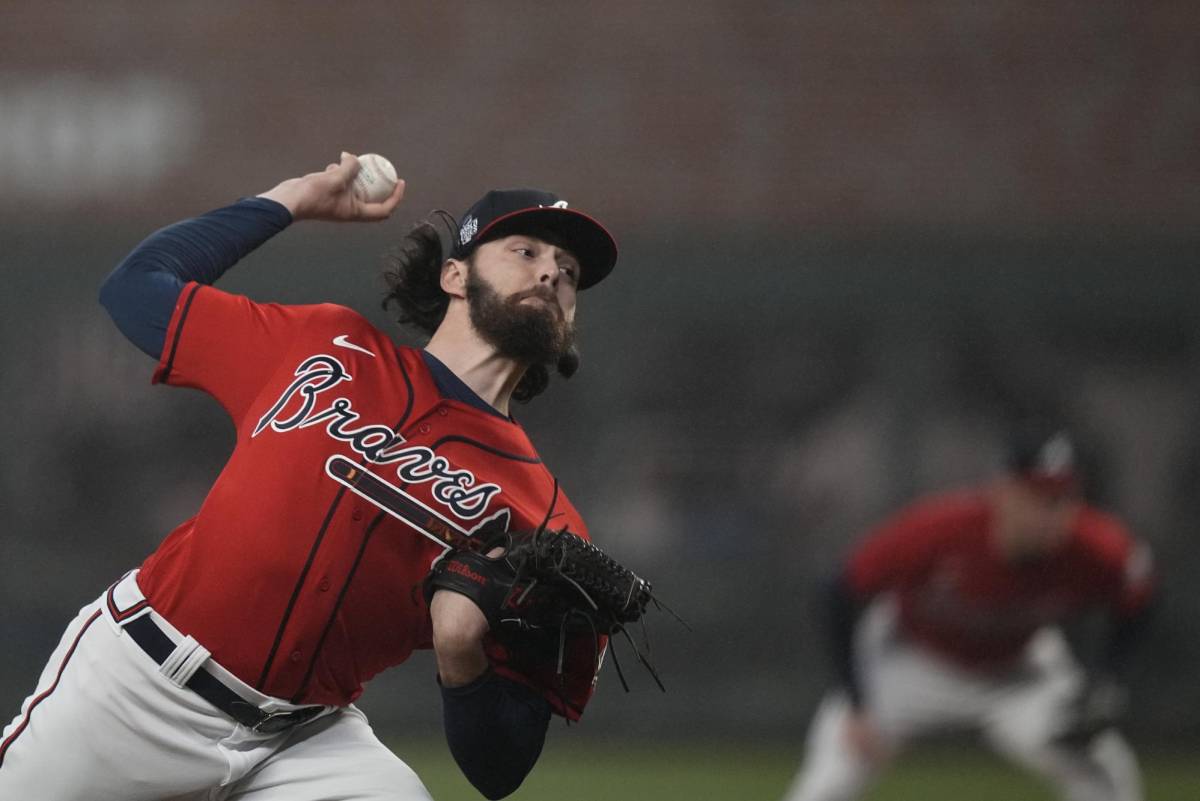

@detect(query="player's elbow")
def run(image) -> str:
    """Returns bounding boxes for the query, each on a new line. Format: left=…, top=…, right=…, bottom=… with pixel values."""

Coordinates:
left=441, top=671, right=551, bottom=800
left=453, top=741, right=541, bottom=800
left=470, top=771, right=528, bottom=800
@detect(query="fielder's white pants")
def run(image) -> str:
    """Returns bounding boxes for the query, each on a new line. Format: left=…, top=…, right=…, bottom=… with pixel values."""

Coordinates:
left=0, top=572, right=433, bottom=801
left=782, top=601, right=1142, bottom=801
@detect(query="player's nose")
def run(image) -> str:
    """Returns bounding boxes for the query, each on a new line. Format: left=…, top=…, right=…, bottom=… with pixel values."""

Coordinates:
left=535, top=255, right=559, bottom=287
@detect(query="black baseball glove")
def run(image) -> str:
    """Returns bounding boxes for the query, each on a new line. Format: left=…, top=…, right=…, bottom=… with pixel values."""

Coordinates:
left=424, top=523, right=665, bottom=689
left=1052, top=675, right=1128, bottom=748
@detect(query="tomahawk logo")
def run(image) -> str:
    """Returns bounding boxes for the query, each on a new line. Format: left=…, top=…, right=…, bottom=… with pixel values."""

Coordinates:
left=254, top=353, right=502, bottom=518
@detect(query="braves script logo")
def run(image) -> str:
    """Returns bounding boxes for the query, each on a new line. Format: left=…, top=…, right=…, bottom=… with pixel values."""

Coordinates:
left=253, top=353, right=501, bottom=518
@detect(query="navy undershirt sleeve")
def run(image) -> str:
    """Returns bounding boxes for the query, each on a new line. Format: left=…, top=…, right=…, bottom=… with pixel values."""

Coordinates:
left=828, top=572, right=867, bottom=707
left=98, top=197, right=292, bottom=358
left=440, top=670, right=552, bottom=800
left=1097, top=596, right=1156, bottom=684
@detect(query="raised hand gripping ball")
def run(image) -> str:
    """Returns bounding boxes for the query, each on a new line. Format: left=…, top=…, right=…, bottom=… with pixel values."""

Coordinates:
left=351, top=153, right=398, bottom=203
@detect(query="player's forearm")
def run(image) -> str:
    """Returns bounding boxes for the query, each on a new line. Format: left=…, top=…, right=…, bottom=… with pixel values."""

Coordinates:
left=433, top=631, right=490, bottom=687
left=98, top=198, right=292, bottom=358
left=1099, top=597, right=1156, bottom=683
left=431, top=588, right=493, bottom=686
left=440, top=669, right=552, bottom=800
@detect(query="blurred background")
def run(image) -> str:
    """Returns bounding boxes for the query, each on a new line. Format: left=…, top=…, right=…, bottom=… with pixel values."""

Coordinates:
left=2, top=1, right=1198, bottom=798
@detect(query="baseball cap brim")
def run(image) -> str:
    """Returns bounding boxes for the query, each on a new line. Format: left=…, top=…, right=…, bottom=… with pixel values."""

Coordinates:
left=472, top=207, right=618, bottom=290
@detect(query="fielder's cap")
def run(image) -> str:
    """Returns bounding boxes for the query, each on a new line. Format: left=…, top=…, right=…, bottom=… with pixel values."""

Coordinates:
left=1005, top=421, right=1080, bottom=495
left=450, top=188, right=618, bottom=290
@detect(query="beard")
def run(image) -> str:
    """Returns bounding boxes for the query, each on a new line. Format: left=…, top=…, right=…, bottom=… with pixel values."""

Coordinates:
left=466, top=271, right=577, bottom=367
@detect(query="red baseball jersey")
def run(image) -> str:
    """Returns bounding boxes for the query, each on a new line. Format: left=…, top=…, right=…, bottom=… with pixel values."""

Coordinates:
left=846, top=490, right=1155, bottom=669
left=137, top=282, right=600, bottom=719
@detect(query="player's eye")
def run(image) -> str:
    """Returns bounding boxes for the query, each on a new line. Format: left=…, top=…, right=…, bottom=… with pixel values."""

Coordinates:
left=559, top=263, right=579, bottom=284
left=514, top=246, right=535, bottom=258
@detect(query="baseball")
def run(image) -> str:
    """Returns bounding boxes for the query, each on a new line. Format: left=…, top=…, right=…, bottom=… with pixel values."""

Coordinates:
left=351, top=153, right=398, bottom=203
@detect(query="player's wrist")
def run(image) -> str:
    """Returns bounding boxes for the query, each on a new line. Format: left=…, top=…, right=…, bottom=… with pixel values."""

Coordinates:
left=435, top=645, right=490, bottom=688
left=256, top=178, right=312, bottom=219
left=431, top=589, right=491, bottom=687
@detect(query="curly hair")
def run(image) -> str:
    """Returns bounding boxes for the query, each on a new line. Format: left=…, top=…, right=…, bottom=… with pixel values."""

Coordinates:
left=381, top=218, right=451, bottom=337
left=381, top=216, right=578, bottom=404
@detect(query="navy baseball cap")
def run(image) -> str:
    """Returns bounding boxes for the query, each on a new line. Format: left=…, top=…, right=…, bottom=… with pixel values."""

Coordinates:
left=450, top=189, right=618, bottom=290
left=1006, top=422, right=1080, bottom=494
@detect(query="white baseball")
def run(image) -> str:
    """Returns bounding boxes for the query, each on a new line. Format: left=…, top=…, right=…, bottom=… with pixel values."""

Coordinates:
left=351, top=153, right=398, bottom=203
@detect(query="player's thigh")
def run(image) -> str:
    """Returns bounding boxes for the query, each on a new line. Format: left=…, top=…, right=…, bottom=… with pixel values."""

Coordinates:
left=981, top=666, right=1142, bottom=801
left=981, top=649, right=1077, bottom=758
left=862, top=636, right=983, bottom=738
left=0, top=604, right=227, bottom=801
left=228, top=706, right=431, bottom=801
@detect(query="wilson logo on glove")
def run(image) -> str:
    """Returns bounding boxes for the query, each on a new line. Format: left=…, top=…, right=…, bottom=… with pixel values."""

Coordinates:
left=445, top=561, right=488, bottom=586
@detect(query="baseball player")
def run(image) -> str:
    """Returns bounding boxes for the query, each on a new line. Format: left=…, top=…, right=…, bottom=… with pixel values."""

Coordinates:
left=0, top=153, right=621, bottom=800
left=782, top=424, right=1156, bottom=801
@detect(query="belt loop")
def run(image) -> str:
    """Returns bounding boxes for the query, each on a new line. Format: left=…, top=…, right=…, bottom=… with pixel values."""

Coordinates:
left=159, top=635, right=212, bottom=688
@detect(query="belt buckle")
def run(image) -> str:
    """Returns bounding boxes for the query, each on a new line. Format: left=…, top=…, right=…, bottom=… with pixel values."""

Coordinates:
left=252, top=706, right=321, bottom=734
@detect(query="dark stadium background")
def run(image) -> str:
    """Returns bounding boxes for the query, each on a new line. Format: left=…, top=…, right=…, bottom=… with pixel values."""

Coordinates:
left=2, top=3, right=1197, bottom=798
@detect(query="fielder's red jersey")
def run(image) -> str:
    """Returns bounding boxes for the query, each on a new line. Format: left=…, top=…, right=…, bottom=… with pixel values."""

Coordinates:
left=846, top=490, right=1155, bottom=669
left=137, top=282, right=600, bottom=719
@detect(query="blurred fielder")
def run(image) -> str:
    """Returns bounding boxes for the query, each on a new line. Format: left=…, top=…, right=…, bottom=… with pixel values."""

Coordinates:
left=783, top=423, right=1155, bottom=801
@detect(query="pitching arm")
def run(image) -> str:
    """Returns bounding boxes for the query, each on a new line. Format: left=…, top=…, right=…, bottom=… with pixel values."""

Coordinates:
left=98, top=198, right=292, bottom=358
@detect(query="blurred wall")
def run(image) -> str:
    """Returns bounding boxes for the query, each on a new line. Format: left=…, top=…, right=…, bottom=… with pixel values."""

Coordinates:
left=2, top=1, right=1198, bottom=744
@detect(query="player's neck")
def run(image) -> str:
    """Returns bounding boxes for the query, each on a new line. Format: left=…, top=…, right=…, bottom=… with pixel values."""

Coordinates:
left=424, top=325, right=525, bottom=416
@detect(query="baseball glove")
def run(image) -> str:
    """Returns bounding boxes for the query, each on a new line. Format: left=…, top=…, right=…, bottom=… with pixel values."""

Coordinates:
left=1052, top=676, right=1128, bottom=748
left=425, top=522, right=665, bottom=690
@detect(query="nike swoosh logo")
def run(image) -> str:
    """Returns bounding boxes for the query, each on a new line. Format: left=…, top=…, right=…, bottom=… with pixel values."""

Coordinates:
left=332, top=334, right=375, bottom=357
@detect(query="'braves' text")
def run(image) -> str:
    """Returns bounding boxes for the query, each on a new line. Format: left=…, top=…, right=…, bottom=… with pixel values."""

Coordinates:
left=253, top=354, right=501, bottom=518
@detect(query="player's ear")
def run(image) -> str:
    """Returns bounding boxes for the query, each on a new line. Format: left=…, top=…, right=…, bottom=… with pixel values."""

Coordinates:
left=440, top=258, right=468, bottom=299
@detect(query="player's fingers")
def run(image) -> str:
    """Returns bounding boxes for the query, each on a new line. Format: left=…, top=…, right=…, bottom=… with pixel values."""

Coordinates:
left=330, top=151, right=361, bottom=182
left=357, top=178, right=406, bottom=221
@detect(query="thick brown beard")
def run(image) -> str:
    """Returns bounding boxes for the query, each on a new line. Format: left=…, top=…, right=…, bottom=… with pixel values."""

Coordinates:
left=465, top=271, right=576, bottom=367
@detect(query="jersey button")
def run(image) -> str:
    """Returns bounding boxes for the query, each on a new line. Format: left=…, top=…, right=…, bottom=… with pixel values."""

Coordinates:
left=418, top=423, right=431, bottom=434
left=290, top=650, right=302, bottom=663
left=318, top=578, right=331, bottom=592
left=437, top=408, right=449, bottom=417
left=352, top=508, right=363, bottom=521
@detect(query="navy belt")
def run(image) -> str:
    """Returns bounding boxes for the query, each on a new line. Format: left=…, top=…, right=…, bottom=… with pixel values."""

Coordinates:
left=122, top=614, right=324, bottom=734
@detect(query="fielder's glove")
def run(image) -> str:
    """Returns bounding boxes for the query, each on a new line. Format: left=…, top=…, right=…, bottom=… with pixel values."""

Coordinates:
left=1052, top=675, right=1128, bottom=748
left=424, top=524, right=667, bottom=690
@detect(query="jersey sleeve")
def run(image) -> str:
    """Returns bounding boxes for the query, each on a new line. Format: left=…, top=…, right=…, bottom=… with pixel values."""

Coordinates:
left=151, top=282, right=349, bottom=425
left=845, top=495, right=973, bottom=598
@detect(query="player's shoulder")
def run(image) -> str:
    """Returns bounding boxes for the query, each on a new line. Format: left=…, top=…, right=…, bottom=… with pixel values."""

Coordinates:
left=279, top=301, right=392, bottom=347
left=858, top=488, right=987, bottom=554
left=1069, top=506, right=1155, bottom=592
left=199, top=285, right=379, bottom=334
left=292, top=300, right=374, bottom=329
left=1072, top=505, right=1142, bottom=561
left=899, top=488, right=990, bottom=529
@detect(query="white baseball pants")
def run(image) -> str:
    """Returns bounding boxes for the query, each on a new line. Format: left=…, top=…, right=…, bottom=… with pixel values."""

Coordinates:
left=782, top=601, right=1142, bottom=801
left=0, top=572, right=433, bottom=801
